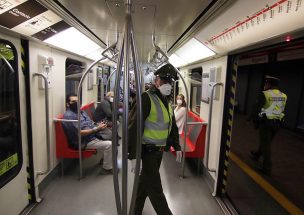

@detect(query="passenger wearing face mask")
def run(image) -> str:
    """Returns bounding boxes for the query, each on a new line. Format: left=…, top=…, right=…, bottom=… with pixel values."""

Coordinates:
left=128, top=63, right=182, bottom=215
left=174, top=94, right=187, bottom=135
left=93, top=91, right=116, bottom=123
left=62, top=94, right=113, bottom=174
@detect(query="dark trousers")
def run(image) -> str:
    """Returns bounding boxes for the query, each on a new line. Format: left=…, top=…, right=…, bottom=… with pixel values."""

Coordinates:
left=134, top=151, right=172, bottom=215
left=257, top=119, right=280, bottom=173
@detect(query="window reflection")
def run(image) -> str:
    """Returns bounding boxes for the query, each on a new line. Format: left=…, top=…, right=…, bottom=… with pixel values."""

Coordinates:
left=189, top=67, right=202, bottom=115
left=0, top=40, right=21, bottom=187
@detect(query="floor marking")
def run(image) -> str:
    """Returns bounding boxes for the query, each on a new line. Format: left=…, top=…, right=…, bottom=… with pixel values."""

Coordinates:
left=229, top=152, right=304, bottom=215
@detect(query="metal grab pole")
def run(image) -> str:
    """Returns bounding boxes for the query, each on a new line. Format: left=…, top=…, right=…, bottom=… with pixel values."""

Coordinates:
left=105, top=69, right=117, bottom=93
left=121, top=5, right=132, bottom=213
left=0, top=53, right=14, bottom=73
left=205, top=82, right=223, bottom=172
left=129, top=14, right=143, bottom=215
left=77, top=55, right=106, bottom=179
left=102, top=42, right=118, bottom=63
left=33, top=73, right=51, bottom=176
left=187, top=121, right=208, bottom=125
left=175, top=71, right=190, bottom=178
left=53, top=119, right=78, bottom=123
left=112, top=36, right=125, bottom=215
left=152, top=35, right=169, bottom=62
left=173, top=80, right=179, bottom=106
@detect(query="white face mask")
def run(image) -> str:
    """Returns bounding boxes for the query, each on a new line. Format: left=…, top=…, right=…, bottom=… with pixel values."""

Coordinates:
left=158, top=83, right=172, bottom=96
left=109, top=97, right=114, bottom=102
left=176, top=99, right=182, bottom=106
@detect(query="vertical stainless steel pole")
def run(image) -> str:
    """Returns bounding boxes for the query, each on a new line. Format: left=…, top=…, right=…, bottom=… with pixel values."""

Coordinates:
left=106, top=69, right=117, bottom=93
left=128, top=16, right=143, bottom=215
left=173, top=80, right=180, bottom=106
left=113, top=39, right=125, bottom=215
left=77, top=56, right=106, bottom=179
left=122, top=3, right=131, bottom=212
left=175, top=71, right=190, bottom=178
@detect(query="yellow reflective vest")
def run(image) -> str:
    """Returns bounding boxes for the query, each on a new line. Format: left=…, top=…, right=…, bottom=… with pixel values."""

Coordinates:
left=142, top=92, right=172, bottom=146
left=260, top=89, right=287, bottom=120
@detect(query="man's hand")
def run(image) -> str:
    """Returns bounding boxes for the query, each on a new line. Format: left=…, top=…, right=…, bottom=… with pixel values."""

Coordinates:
left=97, top=122, right=107, bottom=131
left=130, top=159, right=142, bottom=174
left=176, top=151, right=182, bottom=163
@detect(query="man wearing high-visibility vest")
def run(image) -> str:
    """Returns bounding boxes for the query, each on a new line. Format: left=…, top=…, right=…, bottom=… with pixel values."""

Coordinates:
left=128, top=63, right=182, bottom=215
left=251, top=76, right=287, bottom=175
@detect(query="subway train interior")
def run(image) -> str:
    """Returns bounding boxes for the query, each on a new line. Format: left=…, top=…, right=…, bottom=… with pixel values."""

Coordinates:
left=0, top=0, right=304, bottom=214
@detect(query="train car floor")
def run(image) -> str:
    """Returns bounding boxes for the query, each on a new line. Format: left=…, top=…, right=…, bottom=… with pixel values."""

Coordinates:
left=30, top=142, right=223, bottom=215
left=231, top=113, right=304, bottom=211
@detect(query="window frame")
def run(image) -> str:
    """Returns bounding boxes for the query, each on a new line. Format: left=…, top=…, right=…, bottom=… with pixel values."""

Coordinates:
left=0, top=39, right=23, bottom=189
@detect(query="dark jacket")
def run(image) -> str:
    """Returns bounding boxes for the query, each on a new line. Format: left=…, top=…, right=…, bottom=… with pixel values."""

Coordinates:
left=128, top=85, right=181, bottom=159
left=93, top=98, right=112, bottom=122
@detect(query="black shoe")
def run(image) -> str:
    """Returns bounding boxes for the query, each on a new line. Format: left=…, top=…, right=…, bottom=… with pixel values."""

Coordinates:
left=250, top=151, right=260, bottom=161
left=100, top=168, right=113, bottom=175
left=257, top=166, right=271, bottom=176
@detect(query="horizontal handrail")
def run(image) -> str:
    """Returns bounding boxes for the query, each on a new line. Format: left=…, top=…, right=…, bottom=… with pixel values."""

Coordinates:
left=186, top=121, right=208, bottom=125
left=53, top=118, right=78, bottom=123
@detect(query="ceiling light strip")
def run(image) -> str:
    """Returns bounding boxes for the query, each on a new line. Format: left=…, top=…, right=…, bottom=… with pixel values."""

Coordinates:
left=36, top=0, right=106, bottom=48
left=168, top=0, right=233, bottom=55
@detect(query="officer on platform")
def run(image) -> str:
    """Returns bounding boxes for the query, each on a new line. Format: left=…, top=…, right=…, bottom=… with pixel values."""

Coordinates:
left=250, top=75, right=287, bottom=175
left=128, top=63, right=182, bottom=215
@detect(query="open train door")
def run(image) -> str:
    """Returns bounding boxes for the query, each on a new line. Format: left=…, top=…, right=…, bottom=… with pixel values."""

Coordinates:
left=0, top=35, right=31, bottom=214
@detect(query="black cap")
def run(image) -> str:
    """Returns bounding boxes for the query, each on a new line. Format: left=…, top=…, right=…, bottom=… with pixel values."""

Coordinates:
left=154, top=63, right=178, bottom=83
left=265, top=75, right=280, bottom=85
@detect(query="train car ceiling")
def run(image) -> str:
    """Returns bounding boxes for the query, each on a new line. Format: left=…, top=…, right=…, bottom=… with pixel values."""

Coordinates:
left=1, top=0, right=304, bottom=67
left=33, top=0, right=304, bottom=67
left=196, top=0, right=304, bottom=55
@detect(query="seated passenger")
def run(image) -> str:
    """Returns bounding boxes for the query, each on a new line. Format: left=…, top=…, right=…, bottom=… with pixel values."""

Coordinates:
left=93, top=91, right=123, bottom=125
left=174, top=94, right=187, bottom=135
left=62, top=94, right=113, bottom=174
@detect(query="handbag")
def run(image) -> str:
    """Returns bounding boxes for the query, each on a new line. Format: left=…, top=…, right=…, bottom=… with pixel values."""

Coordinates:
left=96, top=127, right=113, bottom=140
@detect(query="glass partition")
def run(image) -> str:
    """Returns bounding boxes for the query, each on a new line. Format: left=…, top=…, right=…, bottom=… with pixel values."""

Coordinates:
left=0, top=40, right=22, bottom=188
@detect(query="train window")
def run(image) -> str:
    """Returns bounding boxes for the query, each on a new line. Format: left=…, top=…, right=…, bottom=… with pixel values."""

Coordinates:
left=96, top=66, right=103, bottom=102
left=100, top=65, right=110, bottom=95
left=65, top=58, right=85, bottom=96
left=0, top=40, right=23, bottom=188
left=189, top=67, right=202, bottom=115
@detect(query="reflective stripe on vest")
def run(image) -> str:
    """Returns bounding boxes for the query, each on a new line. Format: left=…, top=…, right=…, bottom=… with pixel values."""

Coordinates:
left=260, top=89, right=287, bottom=120
left=143, top=92, right=172, bottom=145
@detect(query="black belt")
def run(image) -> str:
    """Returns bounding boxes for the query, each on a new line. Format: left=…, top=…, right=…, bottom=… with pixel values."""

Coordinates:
left=143, top=144, right=165, bottom=152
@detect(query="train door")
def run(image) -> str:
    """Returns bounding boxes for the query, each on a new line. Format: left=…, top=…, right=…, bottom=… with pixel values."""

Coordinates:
left=219, top=39, right=304, bottom=215
left=0, top=37, right=29, bottom=214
